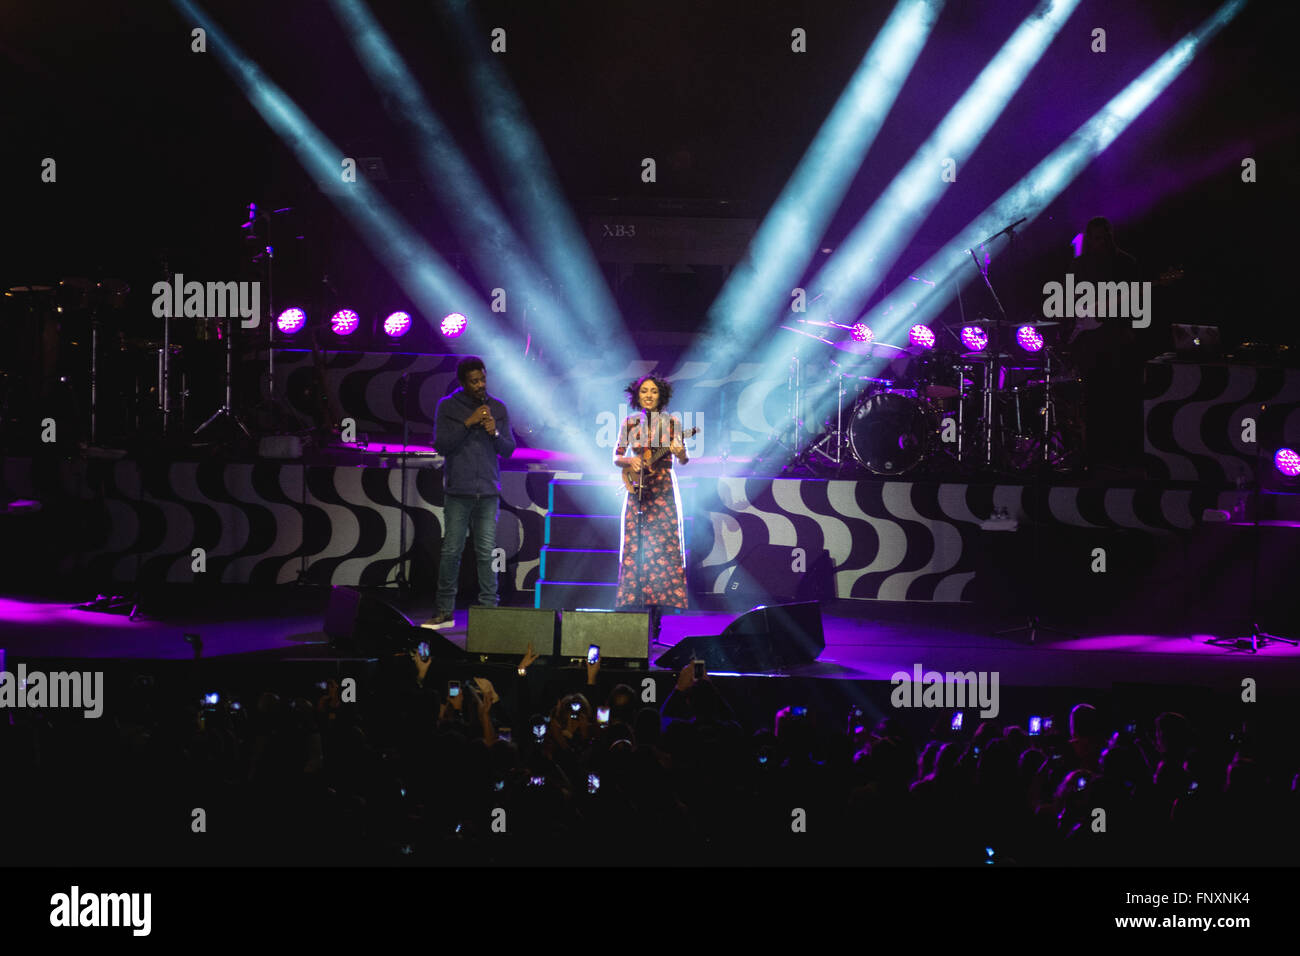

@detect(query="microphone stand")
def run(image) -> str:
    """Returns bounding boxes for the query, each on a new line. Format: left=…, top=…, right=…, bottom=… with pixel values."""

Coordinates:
left=973, top=222, right=1074, bottom=642
left=1207, top=403, right=1298, bottom=651
left=395, top=372, right=412, bottom=589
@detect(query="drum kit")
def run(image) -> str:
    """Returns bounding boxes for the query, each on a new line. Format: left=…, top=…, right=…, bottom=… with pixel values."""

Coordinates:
left=1, top=265, right=238, bottom=449
left=779, top=316, right=1086, bottom=477
left=2, top=205, right=302, bottom=451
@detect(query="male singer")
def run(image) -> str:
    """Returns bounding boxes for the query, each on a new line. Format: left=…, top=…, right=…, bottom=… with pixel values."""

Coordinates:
left=427, top=356, right=515, bottom=628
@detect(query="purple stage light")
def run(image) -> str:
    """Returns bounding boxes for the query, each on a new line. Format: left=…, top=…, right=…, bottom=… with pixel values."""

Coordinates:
left=1276, top=448, right=1300, bottom=478
left=441, top=312, right=468, bottom=338
left=1016, top=325, right=1045, bottom=352
left=961, top=326, right=988, bottom=352
left=908, top=325, right=936, bottom=349
left=330, top=309, right=360, bottom=335
left=850, top=322, right=874, bottom=343
left=276, top=307, right=307, bottom=335
left=383, top=311, right=412, bottom=338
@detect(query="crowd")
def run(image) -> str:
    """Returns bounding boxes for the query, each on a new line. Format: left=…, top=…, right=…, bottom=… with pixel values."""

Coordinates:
left=1, top=647, right=1296, bottom=866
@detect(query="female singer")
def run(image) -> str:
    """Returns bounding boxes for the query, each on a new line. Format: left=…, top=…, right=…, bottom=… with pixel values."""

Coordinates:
left=613, top=374, right=688, bottom=639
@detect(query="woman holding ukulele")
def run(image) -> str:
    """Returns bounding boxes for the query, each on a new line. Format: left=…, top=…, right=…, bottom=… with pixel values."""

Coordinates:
left=612, top=374, right=691, bottom=641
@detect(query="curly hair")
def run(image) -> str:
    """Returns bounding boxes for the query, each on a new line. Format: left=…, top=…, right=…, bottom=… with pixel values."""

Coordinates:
left=625, top=374, right=672, bottom=411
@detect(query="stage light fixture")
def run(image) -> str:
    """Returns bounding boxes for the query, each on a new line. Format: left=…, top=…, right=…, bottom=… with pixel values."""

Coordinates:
left=276, top=307, right=307, bottom=335
left=441, top=312, right=468, bottom=338
left=331, top=309, right=360, bottom=336
left=850, top=322, right=874, bottom=343
left=1016, top=326, right=1044, bottom=353
left=909, top=325, right=936, bottom=349
left=961, top=326, right=988, bottom=351
left=1275, top=448, right=1300, bottom=479
left=383, top=311, right=412, bottom=338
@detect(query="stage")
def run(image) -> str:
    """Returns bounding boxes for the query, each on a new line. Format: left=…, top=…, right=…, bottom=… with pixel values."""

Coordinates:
left=4, top=587, right=1296, bottom=695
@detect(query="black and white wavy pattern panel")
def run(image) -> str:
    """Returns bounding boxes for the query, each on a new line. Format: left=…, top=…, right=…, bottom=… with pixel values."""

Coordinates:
left=696, top=478, right=1226, bottom=603
left=48, top=460, right=551, bottom=590
left=1144, top=363, right=1300, bottom=484
left=15, top=457, right=1237, bottom=601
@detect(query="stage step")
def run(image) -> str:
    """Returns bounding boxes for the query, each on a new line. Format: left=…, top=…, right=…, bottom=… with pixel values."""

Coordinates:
left=541, top=547, right=621, bottom=581
left=544, top=513, right=695, bottom=551
left=536, top=581, right=618, bottom=610
left=546, top=513, right=622, bottom=550
left=548, top=478, right=626, bottom=516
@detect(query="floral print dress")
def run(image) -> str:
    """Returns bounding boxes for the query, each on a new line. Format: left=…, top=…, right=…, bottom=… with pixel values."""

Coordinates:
left=614, top=413, right=688, bottom=610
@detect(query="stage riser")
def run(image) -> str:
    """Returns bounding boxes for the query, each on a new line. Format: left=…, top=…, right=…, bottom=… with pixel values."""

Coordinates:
left=1144, top=362, right=1300, bottom=484
left=10, top=459, right=1295, bottom=611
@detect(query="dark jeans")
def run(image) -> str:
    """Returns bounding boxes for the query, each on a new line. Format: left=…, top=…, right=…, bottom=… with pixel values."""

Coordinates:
left=436, top=493, right=500, bottom=613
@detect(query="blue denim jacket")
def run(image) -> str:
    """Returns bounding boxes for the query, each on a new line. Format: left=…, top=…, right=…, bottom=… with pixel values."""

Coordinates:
left=433, top=388, right=517, bottom=495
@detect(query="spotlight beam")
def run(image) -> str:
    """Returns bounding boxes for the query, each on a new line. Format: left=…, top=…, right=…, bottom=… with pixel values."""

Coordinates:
left=677, top=0, right=944, bottom=390
left=812, top=0, right=1082, bottom=328
left=858, top=0, right=1247, bottom=346
left=743, top=0, right=1081, bottom=435
left=442, top=0, right=637, bottom=370
left=171, top=0, right=614, bottom=474
left=328, top=0, right=607, bottom=386
left=759, top=0, right=1248, bottom=467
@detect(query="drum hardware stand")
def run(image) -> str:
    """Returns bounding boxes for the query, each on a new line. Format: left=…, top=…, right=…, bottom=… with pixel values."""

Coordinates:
left=89, top=307, right=100, bottom=445
left=791, top=363, right=853, bottom=473
left=1207, top=404, right=1297, bottom=652
left=158, top=251, right=175, bottom=437
left=968, top=218, right=1026, bottom=473
left=243, top=202, right=296, bottom=432
left=944, top=356, right=974, bottom=471
left=770, top=352, right=807, bottom=473
left=1036, top=347, right=1065, bottom=470
left=79, top=278, right=129, bottom=448
left=193, top=314, right=252, bottom=444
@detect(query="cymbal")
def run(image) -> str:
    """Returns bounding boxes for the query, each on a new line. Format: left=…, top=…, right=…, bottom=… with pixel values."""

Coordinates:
left=780, top=326, right=906, bottom=360
left=7, top=285, right=54, bottom=294
left=779, top=324, right=835, bottom=347
left=962, top=350, right=1014, bottom=359
left=791, top=318, right=853, bottom=330
left=834, top=339, right=906, bottom=357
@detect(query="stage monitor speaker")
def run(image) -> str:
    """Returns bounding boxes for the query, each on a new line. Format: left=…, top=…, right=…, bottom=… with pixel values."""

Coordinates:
left=721, top=545, right=834, bottom=607
left=654, top=601, right=824, bottom=673
left=324, top=586, right=460, bottom=658
left=560, top=609, right=650, bottom=664
left=467, top=606, right=559, bottom=660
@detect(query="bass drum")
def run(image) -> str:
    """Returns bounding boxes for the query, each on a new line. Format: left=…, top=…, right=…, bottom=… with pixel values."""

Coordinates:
left=849, top=391, right=933, bottom=475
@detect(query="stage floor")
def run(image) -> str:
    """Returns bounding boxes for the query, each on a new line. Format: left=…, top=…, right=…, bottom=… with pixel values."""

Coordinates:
left=2, top=587, right=1297, bottom=694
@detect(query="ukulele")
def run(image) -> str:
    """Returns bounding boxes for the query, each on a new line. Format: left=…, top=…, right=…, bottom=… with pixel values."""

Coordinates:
left=622, top=426, right=700, bottom=497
